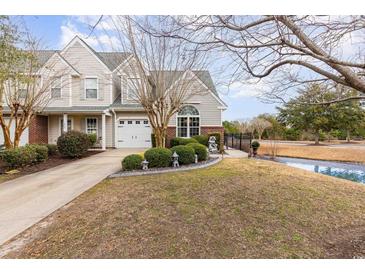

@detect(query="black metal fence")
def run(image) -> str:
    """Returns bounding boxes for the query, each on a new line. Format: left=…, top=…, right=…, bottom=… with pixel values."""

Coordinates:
left=224, top=133, right=252, bottom=153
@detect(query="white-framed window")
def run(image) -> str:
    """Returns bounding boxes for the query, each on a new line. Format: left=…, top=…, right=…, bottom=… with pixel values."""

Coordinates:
left=51, top=77, right=62, bottom=98
left=85, top=77, right=98, bottom=99
left=18, top=88, right=27, bottom=99
left=86, top=117, right=98, bottom=136
left=127, top=78, right=140, bottom=101
left=59, top=118, right=73, bottom=134
left=177, top=105, right=200, bottom=138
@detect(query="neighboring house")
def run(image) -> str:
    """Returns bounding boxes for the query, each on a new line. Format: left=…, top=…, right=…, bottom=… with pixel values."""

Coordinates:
left=0, top=36, right=227, bottom=149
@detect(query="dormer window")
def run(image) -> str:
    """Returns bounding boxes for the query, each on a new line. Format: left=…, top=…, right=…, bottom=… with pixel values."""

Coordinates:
left=85, top=77, right=98, bottom=99
left=51, top=77, right=62, bottom=98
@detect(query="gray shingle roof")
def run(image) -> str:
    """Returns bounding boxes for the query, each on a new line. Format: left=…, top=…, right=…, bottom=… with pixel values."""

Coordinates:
left=97, top=52, right=131, bottom=71
left=149, top=70, right=218, bottom=95
left=111, top=95, right=144, bottom=109
left=34, top=50, right=58, bottom=66
left=34, top=50, right=130, bottom=72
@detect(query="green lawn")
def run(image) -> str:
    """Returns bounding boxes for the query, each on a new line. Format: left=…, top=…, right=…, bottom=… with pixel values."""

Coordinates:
left=4, top=158, right=365, bottom=258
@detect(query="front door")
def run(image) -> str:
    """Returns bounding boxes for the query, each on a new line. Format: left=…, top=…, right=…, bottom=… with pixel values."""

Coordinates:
left=117, top=119, right=152, bottom=148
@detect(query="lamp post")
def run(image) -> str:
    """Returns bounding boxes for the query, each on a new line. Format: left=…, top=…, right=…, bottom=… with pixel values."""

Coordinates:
left=141, top=159, right=149, bottom=170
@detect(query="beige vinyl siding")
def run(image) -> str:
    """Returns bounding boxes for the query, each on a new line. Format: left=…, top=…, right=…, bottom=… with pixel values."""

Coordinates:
left=112, top=73, right=121, bottom=102
left=119, top=57, right=141, bottom=105
left=61, top=40, right=111, bottom=106
left=43, top=54, right=74, bottom=108
left=168, top=77, right=222, bottom=127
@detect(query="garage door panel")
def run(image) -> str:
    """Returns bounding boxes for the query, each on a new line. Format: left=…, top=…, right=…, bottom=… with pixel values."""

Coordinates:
left=0, top=119, right=29, bottom=146
left=117, top=119, right=151, bottom=148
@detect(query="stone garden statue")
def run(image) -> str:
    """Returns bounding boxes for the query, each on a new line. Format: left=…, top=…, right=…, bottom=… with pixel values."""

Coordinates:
left=172, top=151, right=180, bottom=168
left=208, top=136, right=218, bottom=153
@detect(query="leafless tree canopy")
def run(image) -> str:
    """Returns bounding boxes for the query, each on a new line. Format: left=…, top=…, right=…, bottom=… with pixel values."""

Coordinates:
left=109, top=16, right=209, bottom=147
left=0, top=29, right=69, bottom=148
left=150, top=15, right=365, bottom=104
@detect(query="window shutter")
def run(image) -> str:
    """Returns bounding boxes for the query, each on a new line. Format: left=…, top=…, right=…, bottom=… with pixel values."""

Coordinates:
left=80, top=77, right=85, bottom=100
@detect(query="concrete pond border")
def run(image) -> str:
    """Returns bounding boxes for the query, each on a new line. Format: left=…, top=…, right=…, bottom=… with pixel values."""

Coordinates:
left=108, top=155, right=222, bottom=178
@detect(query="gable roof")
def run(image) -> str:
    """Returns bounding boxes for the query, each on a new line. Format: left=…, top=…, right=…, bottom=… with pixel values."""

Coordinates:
left=34, top=37, right=131, bottom=73
left=149, top=70, right=218, bottom=96
left=97, top=52, right=131, bottom=71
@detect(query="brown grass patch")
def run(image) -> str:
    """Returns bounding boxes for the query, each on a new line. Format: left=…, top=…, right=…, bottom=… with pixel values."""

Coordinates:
left=3, top=159, right=365, bottom=258
left=259, top=144, right=365, bottom=163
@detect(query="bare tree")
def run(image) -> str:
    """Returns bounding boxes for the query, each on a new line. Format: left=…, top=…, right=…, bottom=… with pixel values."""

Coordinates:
left=1, top=18, right=68, bottom=148
left=152, top=15, right=365, bottom=104
left=233, top=119, right=252, bottom=134
left=110, top=16, right=209, bottom=147
left=251, top=117, right=272, bottom=140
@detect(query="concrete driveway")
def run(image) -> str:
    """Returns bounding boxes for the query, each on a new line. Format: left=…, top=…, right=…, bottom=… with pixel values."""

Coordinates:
left=0, top=148, right=142, bottom=246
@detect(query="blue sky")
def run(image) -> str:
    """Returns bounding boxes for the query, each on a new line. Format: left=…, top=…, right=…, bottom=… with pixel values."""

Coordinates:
left=20, top=15, right=279, bottom=120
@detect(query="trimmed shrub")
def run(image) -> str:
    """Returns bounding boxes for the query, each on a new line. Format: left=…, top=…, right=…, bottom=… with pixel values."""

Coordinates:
left=45, top=144, right=58, bottom=156
left=88, top=133, right=97, bottom=147
left=30, top=144, right=48, bottom=162
left=57, top=130, right=90, bottom=158
left=192, top=135, right=209, bottom=146
left=251, top=140, right=260, bottom=149
left=186, top=143, right=208, bottom=161
left=122, top=154, right=143, bottom=171
left=144, top=147, right=172, bottom=168
left=170, top=137, right=198, bottom=147
left=0, top=145, right=37, bottom=168
left=170, top=145, right=195, bottom=165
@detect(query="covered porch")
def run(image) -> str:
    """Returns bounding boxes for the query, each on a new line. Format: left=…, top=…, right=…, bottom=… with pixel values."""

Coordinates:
left=43, top=108, right=112, bottom=150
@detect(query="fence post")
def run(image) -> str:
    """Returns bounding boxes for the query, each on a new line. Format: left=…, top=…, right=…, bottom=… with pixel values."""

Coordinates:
left=239, top=133, right=242, bottom=151
left=231, top=134, right=234, bottom=149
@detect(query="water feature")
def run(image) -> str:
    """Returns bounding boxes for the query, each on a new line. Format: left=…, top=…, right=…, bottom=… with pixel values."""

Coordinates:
left=274, top=157, right=365, bottom=184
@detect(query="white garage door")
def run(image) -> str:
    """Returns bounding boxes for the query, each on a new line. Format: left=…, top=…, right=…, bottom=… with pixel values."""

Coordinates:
left=117, top=119, right=152, bottom=148
left=0, top=119, right=29, bottom=147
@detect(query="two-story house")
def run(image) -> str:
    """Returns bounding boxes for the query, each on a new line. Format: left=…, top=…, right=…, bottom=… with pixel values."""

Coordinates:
left=1, top=36, right=227, bottom=149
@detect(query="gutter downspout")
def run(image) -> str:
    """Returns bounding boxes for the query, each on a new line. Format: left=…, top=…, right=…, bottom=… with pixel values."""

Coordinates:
left=111, top=108, right=117, bottom=148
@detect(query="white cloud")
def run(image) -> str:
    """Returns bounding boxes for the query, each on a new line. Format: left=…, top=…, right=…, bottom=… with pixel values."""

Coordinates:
left=59, top=19, right=120, bottom=51
left=225, top=79, right=270, bottom=98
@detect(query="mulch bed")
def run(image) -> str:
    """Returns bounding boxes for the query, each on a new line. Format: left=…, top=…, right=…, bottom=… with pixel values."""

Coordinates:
left=0, top=150, right=102, bottom=183
left=109, top=156, right=221, bottom=178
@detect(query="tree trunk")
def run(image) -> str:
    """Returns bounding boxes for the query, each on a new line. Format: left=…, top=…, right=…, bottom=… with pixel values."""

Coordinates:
left=258, top=132, right=262, bottom=140
left=346, top=129, right=351, bottom=143
left=314, top=131, right=320, bottom=145
left=13, top=127, right=24, bottom=148
left=0, top=124, right=13, bottom=149
left=154, top=127, right=167, bottom=148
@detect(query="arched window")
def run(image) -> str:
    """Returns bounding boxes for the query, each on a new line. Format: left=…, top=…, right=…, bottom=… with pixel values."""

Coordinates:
left=177, top=105, right=200, bottom=137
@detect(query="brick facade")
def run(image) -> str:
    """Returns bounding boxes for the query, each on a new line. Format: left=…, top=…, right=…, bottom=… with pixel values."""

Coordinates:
left=165, top=126, right=224, bottom=148
left=29, top=115, right=48, bottom=144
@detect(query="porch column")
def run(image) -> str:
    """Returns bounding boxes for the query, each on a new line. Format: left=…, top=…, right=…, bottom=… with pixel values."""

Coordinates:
left=63, top=113, right=68, bottom=133
left=101, top=113, right=106, bottom=150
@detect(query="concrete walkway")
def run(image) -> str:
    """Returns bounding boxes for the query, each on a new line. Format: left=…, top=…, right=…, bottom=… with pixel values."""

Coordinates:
left=0, top=148, right=141, bottom=246
left=224, top=148, right=249, bottom=158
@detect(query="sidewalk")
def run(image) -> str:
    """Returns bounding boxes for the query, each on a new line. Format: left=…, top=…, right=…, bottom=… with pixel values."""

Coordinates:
left=224, top=148, right=249, bottom=158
